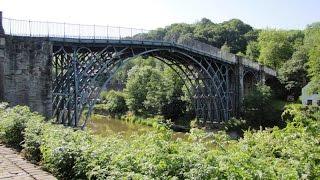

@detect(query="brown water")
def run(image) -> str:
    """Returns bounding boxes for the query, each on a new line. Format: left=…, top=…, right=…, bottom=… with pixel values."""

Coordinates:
left=87, top=115, right=188, bottom=140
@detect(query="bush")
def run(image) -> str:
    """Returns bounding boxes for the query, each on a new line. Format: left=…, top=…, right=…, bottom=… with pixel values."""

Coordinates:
left=120, top=114, right=168, bottom=130
left=98, top=90, right=128, bottom=116
left=0, top=105, right=37, bottom=149
left=224, top=117, right=248, bottom=134
left=0, top=103, right=319, bottom=179
left=242, top=83, right=284, bottom=128
left=40, top=124, right=93, bottom=179
left=282, top=103, right=320, bottom=135
left=23, top=114, right=45, bottom=162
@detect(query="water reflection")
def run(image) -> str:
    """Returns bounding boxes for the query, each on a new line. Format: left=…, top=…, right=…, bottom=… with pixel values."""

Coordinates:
left=88, top=115, right=188, bottom=140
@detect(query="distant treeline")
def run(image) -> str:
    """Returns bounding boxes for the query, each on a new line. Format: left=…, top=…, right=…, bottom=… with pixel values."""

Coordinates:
left=136, top=19, right=320, bottom=97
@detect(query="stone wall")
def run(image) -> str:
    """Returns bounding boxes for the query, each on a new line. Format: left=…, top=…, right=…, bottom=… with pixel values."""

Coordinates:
left=0, top=36, right=52, bottom=118
left=0, top=38, right=4, bottom=101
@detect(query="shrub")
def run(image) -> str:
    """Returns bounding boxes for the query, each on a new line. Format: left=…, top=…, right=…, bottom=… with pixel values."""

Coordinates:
left=0, top=105, right=36, bottom=149
left=242, top=83, right=284, bottom=128
left=0, top=102, right=9, bottom=111
left=23, top=114, right=45, bottom=162
left=97, top=90, right=128, bottom=116
left=40, top=124, right=93, bottom=179
left=0, top=104, right=319, bottom=179
left=120, top=114, right=168, bottom=130
left=282, top=103, right=320, bottom=135
left=226, top=123, right=320, bottom=179
left=224, top=117, right=248, bottom=134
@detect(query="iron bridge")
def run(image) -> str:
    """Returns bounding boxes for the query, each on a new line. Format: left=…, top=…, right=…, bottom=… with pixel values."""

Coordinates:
left=1, top=15, right=277, bottom=128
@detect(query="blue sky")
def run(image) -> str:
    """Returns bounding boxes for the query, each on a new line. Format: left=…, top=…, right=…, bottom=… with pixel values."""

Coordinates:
left=1, top=0, right=319, bottom=30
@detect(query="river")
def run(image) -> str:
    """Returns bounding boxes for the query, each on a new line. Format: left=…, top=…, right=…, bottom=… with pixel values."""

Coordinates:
left=87, top=115, right=188, bottom=140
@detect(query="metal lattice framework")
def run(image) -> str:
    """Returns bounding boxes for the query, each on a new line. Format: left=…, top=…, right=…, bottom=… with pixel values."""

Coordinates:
left=52, top=43, right=237, bottom=128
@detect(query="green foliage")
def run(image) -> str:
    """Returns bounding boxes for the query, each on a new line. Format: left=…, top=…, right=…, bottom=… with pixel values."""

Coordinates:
left=40, top=124, right=93, bottom=179
left=120, top=114, right=168, bottom=131
left=164, top=23, right=195, bottom=42
left=0, top=105, right=37, bottom=149
left=109, top=60, right=136, bottom=84
left=282, top=104, right=320, bottom=134
left=242, top=83, right=282, bottom=128
left=230, top=124, right=320, bottom=179
left=125, top=65, right=168, bottom=115
left=245, top=41, right=260, bottom=60
left=194, top=18, right=254, bottom=53
left=23, top=114, right=45, bottom=162
left=98, top=90, right=128, bottom=116
left=304, top=24, right=320, bottom=93
left=140, top=18, right=254, bottom=54
left=224, top=117, right=248, bottom=133
left=220, top=19, right=254, bottom=53
left=124, top=65, right=188, bottom=120
left=221, top=43, right=231, bottom=52
left=161, top=68, right=188, bottom=120
left=0, top=104, right=319, bottom=179
left=278, top=47, right=308, bottom=97
left=257, top=30, right=303, bottom=69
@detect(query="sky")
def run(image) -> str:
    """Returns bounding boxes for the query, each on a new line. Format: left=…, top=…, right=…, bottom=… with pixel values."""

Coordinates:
left=0, top=0, right=319, bottom=30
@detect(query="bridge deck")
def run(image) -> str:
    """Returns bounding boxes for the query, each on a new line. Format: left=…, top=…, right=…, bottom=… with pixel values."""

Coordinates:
left=49, top=37, right=237, bottom=65
left=1, top=15, right=276, bottom=76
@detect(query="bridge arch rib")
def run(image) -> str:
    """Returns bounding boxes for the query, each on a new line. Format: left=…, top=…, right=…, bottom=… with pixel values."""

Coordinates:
left=52, top=44, right=235, bottom=128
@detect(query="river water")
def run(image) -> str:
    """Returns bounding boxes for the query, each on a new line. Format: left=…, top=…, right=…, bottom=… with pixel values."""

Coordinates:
left=87, top=115, right=188, bottom=140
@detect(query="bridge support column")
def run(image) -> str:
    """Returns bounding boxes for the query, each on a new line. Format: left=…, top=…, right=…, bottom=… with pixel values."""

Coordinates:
left=1, top=36, right=53, bottom=118
left=235, top=56, right=244, bottom=117
left=0, top=11, right=5, bottom=101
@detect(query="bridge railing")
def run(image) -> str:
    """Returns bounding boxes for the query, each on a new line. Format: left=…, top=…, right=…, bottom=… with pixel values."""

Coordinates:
left=2, top=18, right=150, bottom=40
left=177, top=38, right=237, bottom=63
left=263, top=66, right=277, bottom=76
left=2, top=17, right=276, bottom=75
left=242, top=57, right=260, bottom=69
left=2, top=18, right=238, bottom=63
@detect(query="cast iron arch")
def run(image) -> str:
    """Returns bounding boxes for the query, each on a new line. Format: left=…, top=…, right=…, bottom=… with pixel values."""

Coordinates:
left=52, top=45, right=234, bottom=128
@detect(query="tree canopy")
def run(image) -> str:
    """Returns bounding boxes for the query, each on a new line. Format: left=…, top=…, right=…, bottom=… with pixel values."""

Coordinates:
left=107, top=18, right=320, bottom=120
left=304, top=24, right=320, bottom=93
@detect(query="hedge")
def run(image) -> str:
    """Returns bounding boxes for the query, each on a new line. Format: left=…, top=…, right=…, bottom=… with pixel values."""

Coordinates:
left=0, top=103, right=319, bottom=179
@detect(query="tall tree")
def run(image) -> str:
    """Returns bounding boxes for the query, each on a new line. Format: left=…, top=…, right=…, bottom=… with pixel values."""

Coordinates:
left=245, top=41, right=260, bottom=60
left=125, top=66, right=168, bottom=115
left=257, top=30, right=299, bottom=69
left=162, top=68, right=187, bottom=120
left=304, top=22, right=320, bottom=93
left=163, top=23, right=194, bottom=42
left=278, top=48, right=308, bottom=98
left=193, top=19, right=253, bottom=53
left=221, top=19, right=253, bottom=53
